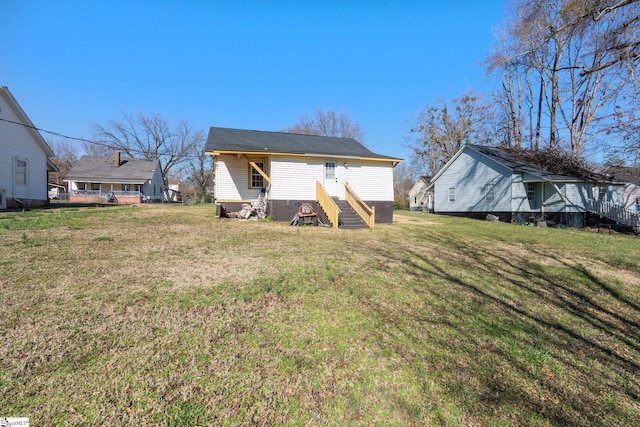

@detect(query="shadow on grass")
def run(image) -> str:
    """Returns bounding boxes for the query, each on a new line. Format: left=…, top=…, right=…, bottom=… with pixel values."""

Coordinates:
left=361, top=229, right=640, bottom=426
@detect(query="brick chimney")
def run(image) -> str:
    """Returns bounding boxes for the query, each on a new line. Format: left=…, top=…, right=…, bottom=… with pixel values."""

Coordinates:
left=114, top=151, right=121, bottom=167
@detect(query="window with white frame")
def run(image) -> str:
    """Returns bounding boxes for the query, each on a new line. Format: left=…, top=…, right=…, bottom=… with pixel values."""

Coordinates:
left=448, top=187, right=455, bottom=202
left=249, top=161, right=266, bottom=189
left=527, top=183, right=536, bottom=202
left=485, top=183, right=495, bottom=202
left=91, top=183, right=100, bottom=192
left=122, top=184, right=130, bottom=192
left=16, top=159, right=27, bottom=185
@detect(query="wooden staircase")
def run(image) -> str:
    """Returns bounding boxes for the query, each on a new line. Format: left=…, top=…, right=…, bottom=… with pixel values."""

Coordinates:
left=333, top=198, right=368, bottom=229
left=586, top=199, right=640, bottom=230
left=315, top=181, right=374, bottom=229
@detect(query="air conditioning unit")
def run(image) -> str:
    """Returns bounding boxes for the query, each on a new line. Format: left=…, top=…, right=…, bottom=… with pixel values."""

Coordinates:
left=0, top=188, right=6, bottom=210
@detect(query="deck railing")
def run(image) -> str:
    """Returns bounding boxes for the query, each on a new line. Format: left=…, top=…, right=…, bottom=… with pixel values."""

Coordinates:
left=70, top=190, right=142, bottom=197
left=345, top=182, right=375, bottom=229
left=316, top=181, right=341, bottom=229
left=71, top=190, right=101, bottom=196
left=70, top=190, right=144, bottom=203
left=587, top=199, right=640, bottom=228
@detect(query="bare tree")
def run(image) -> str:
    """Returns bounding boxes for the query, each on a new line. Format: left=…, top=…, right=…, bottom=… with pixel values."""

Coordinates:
left=614, top=84, right=640, bottom=165
left=287, top=108, right=364, bottom=141
left=393, top=162, right=417, bottom=209
left=48, top=138, right=79, bottom=186
left=92, top=112, right=205, bottom=195
left=568, top=0, right=640, bottom=75
left=488, top=0, right=639, bottom=158
left=408, top=92, right=494, bottom=175
left=81, top=140, right=111, bottom=157
left=182, top=149, right=214, bottom=203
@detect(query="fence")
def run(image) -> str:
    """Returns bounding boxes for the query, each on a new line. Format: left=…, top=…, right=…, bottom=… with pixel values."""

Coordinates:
left=68, top=190, right=145, bottom=204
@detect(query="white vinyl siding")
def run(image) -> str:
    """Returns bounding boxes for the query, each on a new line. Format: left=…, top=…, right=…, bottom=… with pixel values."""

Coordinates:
left=0, top=91, right=50, bottom=203
left=272, top=157, right=394, bottom=201
left=215, top=155, right=265, bottom=200
left=342, top=161, right=394, bottom=201
left=216, top=155, right=395, bottom=202
left=270, top=157, right=322, bottom=200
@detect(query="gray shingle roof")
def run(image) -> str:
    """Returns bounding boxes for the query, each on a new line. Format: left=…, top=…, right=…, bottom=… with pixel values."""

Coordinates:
left=204, top=126, right=401, bottom=160
left=66, top=155, right=160, bottom=183
left=602, top=165, right=640, bottom=186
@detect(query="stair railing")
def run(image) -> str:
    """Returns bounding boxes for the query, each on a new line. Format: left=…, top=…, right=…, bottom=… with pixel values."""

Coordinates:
left=587, top=199, right=640, bottom=228
left=344, top=182, right=375, bottom=229
left=316, top=181, right=341, bottom=229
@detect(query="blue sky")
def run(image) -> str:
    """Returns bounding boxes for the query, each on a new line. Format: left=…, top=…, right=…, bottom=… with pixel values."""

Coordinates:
left=1, top=0, right=507, bottom=161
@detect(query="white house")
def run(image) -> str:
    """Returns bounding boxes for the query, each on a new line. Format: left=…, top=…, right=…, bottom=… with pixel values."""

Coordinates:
left=408, top=176, right=433, bottom=212
left=430, top=144, right=628, bottom=228
left=65, top=152, right=165, bottom=204
left=166, top=179, right=181, bottom=202
left=204, top=127, right=402, bottom=227
left=0, top=86, right=57, bottom=209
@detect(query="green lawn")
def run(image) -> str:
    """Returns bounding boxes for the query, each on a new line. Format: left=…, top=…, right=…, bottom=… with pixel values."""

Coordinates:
left=1, top=205, right=638, bottom=426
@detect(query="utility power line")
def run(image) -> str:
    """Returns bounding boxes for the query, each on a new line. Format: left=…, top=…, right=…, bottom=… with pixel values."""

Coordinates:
left=0, top=117, right=206, bottom=161
left=0, top=117, right=110, bottom=147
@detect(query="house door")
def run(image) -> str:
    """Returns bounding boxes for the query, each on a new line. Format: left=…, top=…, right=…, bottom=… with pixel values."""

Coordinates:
left=324, top=161, right=338, bottom=197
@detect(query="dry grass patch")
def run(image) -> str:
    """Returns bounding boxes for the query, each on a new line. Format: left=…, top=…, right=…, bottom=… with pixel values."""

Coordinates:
left=1, top=205, right=639, bottom=426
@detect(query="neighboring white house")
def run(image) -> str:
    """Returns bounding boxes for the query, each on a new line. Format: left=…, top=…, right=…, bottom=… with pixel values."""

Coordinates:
left=204, top=127, right=402, bottom=226
left=408, top=176, right=433, bottom=212
left=0, top=86, right=57, bottom=209
left=65, top=152, right=164, bottom=204
left=430, top=144, right=627, bottom=228
left=166, top=179, right=181, bottom=202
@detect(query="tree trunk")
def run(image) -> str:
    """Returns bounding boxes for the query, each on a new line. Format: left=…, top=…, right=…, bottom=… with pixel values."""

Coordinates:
left=549, top=43, right=562, bottom=152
